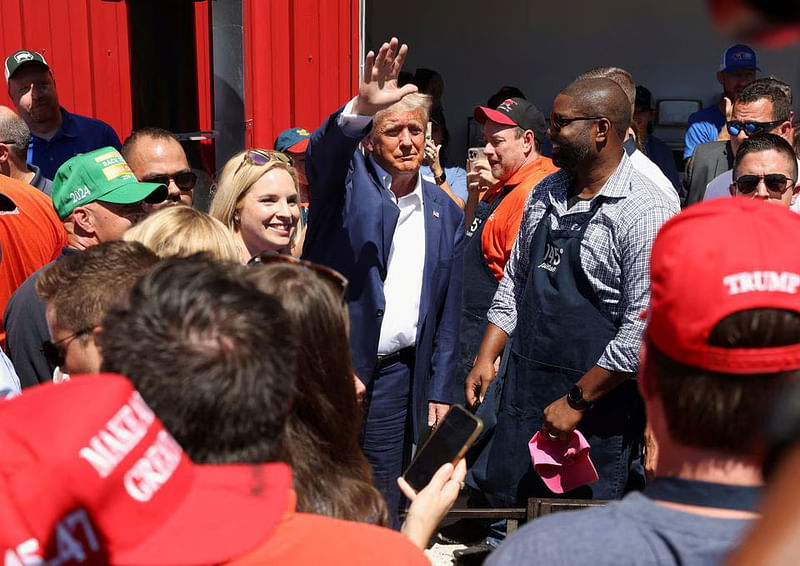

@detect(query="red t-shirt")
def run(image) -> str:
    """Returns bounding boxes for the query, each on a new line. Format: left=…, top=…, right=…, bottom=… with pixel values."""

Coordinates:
left=481, top=157, right=558, bottom=280
left=0, top=175, right=66, bottom=344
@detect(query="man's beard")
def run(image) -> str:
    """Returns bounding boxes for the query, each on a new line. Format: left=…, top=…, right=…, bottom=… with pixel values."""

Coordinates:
left=552, top=139, right=592, bottom=173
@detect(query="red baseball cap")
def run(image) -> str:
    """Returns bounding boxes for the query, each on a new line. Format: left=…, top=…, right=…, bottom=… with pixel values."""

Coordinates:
left=0, top=374, right=291, bottom=564
left=647, top=198, right=800, bottom=374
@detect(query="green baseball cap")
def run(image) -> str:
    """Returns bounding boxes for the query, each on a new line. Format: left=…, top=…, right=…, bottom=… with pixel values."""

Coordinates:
left=51, top=147, right=168, bottom=220
left=4, top=49, right=49, bottom=83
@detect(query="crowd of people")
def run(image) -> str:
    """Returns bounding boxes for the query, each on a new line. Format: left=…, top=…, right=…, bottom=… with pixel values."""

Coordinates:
left=2, top=32, right=800, bottom=565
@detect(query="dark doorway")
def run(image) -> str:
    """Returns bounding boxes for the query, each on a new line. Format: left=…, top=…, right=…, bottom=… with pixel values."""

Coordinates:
left=126, top=0, right=215, bottom=209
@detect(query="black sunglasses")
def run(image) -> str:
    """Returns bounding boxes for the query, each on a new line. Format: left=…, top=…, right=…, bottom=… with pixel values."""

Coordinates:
left=550, top=113, right=605, bottom=132
left=726, top=119, right=785, bottom=137
left=734, top=173, right=796, bottom=195
left=234, top=149, right=293, bottom=177
left=41, top=327, right=94, bottom=368
left=247, top=251, right=348, bottom=300
left=142, top=171, right=198, bottom=191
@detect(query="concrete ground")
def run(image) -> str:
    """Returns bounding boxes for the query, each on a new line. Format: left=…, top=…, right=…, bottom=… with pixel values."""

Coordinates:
left=425, top=542, right=468, bottom=566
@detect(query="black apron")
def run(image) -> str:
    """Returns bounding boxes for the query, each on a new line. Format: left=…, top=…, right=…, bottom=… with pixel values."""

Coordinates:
left=470, top=198, right=645, bottom=507
left=458, top=188, right=515, bottom=385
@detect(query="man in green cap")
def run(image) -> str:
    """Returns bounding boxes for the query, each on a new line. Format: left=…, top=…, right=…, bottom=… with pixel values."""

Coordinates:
left=50, top=146, right=167, bottom=241
left=3, top=147, right=166, bottom=388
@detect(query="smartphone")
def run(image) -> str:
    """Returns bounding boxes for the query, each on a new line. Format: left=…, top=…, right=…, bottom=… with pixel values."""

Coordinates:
left=402, top=404, right=483, bottom=492
left=467, top=147, right=487, bottom=171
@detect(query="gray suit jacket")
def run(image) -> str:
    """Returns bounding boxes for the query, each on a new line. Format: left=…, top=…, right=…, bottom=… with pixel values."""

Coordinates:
left=682, top=141, right=734, bottom=207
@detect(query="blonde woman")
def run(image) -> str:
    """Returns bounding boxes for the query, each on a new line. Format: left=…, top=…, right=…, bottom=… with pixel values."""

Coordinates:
left=209, top=149, right=301, bottom=262
left=123, top=206, right=241, bottom=263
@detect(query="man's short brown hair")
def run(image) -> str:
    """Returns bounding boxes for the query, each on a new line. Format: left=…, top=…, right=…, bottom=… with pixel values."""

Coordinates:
left=36, top=241, right=159, bottom=337
left=648, top=308, right=800, bottom=454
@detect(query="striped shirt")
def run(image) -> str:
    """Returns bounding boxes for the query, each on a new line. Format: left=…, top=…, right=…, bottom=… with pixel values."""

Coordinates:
left=487, top=152, right=679, bottom=373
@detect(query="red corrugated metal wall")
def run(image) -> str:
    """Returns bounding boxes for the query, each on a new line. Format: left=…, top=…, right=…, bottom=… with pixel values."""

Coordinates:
left=242, top=0, right=359, bottom=149
left=0, top=0, right=133, bottom=140
left=0, top=0, right=357, bottom=160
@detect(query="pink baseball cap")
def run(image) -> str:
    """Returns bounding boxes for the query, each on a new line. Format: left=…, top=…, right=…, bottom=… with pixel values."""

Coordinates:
left=647, top=198, right=800, bottom=374
left=529, top=430, right=599, bottom=493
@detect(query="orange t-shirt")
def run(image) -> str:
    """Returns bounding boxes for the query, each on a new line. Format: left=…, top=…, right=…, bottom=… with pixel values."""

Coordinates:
left=227, top=489, right=428, bottom=566
left=0, top=175, right=66, bottom=343
left=481, top=157, right=558, bottom=280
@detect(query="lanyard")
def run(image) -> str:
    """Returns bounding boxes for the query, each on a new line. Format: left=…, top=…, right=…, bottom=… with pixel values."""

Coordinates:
left=644, top=477, right=763, bottom=512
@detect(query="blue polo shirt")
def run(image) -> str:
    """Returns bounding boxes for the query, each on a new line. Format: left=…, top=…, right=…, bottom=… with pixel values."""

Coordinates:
left=28, top=107, right=122, bottom=180
left=683, top=104, right=725, bottom=160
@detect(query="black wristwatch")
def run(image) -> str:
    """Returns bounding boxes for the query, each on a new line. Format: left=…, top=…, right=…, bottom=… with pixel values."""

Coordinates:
left=566, top=385, right=592, bottom=411
left=434, top=170, right=447, bottom=185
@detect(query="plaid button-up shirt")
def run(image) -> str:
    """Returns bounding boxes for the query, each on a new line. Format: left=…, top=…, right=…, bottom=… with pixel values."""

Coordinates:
left=488, top=152, right=679, bottom=373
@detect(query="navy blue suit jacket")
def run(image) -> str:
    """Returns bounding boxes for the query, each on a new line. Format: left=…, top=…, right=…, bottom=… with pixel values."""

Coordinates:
left=303, top=106, right=465, bottom=437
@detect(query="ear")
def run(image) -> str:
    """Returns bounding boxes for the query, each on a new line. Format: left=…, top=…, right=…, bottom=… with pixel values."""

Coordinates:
left=71, top=206, right=95, bottom=236
left=716, top=71, right=725, bottom=86
left=362, top=133, right=375, bottom=153
left=595, top=117, right=612, bottom=142
left=791, top=182, right=800, bottom=207
left=92, top=326, right=103, bottom=355
left=0, top=144, right=9, bottom=165
left=779, top=121, right=793, bottom=138
left=638, top=341, right=657, bottom=402
left=522, top=129, right=535, bottom=153
left=729, top=181, right=738, bottom=196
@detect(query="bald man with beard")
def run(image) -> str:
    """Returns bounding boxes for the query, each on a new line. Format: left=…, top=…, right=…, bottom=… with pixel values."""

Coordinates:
left=465, top=78, right=678, bottom=533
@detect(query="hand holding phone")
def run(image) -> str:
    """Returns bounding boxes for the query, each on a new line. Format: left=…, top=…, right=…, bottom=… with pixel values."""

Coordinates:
left=402, top=404, right=483, bottom=491
left=398, top=458, right=468, bottom=550
left=467, top=147, right=487, bottom=171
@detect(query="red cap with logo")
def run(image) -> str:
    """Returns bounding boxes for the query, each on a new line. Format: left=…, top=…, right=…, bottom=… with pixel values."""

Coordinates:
left=647, top=198, right=800, bottom=374
left=0, top=374, right=291, bottom=564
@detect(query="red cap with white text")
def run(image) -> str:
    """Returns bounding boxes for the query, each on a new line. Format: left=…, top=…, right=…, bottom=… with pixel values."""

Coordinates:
left=0, top=374, right=290, bottom=564
left=647, top=198, right=800, bottom=374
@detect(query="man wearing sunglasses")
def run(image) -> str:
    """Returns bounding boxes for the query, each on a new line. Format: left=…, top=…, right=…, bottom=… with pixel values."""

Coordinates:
left=702, top=81, right=794, bottom=206
left=3, top=148, right=167, bottom=388
left=729, top=134, right=799, bottom=208
left=683, top=44, right=759, bottom=162
left=302, top=38, right=465, bottom=525
left=35, top=241, right=158, bottom=381
left=685, top=79, right=792, bottom=206
left=466, top=77, right=677, bottom=536
left=122, top=127, right=196, bottom=210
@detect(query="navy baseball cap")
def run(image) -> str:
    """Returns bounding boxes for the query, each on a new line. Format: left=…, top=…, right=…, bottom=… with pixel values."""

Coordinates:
left=274, top=127, right=311, bottom=153
left=719, top=44, right=760, bottom=73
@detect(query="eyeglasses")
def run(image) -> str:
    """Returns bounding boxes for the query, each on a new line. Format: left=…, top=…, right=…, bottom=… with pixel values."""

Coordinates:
left=550, top=113, right=605, bottom=132
left=726, top=120, right=786, bottom=137
left=0, top=140, right=16, bottom=145
left=247, top=251, right=349, bottom=300
left=234, top=149, right=293, bottom=177
left=141, top=171, right=198, bottom=191
left=41, top=327, right=94, bottom=368
left=733, top=173, right=796, bottom=195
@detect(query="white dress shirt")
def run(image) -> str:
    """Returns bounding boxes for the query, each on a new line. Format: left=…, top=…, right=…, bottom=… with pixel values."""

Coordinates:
left=338, top=98, right=427, bottom=355
left=629, top=148, right=680, bottom=210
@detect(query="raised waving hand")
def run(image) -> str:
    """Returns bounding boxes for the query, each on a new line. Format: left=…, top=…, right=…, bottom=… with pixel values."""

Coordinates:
left=353, top=37, right=419, bottom=116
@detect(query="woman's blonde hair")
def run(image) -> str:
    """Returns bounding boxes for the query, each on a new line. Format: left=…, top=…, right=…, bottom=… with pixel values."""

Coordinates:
left=123, top=206, right=241, bottom=263
left=209, top=149, right=300, bottom=231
